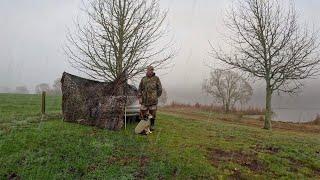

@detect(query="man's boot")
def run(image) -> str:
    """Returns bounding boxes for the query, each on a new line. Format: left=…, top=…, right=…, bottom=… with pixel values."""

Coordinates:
left=150, top=118, right=155, bottom=131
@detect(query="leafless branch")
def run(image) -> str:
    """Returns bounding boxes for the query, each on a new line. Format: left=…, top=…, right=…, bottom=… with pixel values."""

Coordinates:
left=209, top=0, right=320, bottom=129
left=65, top=0, right=175, bottom=82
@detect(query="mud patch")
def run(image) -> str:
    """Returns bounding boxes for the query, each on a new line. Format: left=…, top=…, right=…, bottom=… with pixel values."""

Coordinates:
left=314, top=168, right=320, bottom=176
left=7, top=173, right=20, bottom=180
left=288, top=157, right=303, bottom=171
left=224, top=135, right=236, bottom=141
left=288, top=157, right=320, bottom=176
left=207, top=148, right=265, bottom=173
left=172, top=167, right=179, bottom=177
left=106, top=155, right=150, bottom=179
left=87, top=164, right=97, bottom=172
left=252, top=144, right=280, bottom=154
left=106, top=155, right=135, bottom=166
left=134, top=155, right=150, bottom=180
left=88, top=129, right=98, bottom=136
left=139, top=155, right=149, bottom=167
left=68, top=166, right=85, bottom=177
left=228, top=168, right=247, bottom=180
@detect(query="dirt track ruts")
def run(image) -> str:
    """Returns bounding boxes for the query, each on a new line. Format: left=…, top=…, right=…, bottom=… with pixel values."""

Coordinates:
left=159, top=108, right=320, bottom=134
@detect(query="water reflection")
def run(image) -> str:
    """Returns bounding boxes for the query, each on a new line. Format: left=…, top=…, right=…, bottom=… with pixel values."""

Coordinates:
left=273, top=108, right=319, bottom=123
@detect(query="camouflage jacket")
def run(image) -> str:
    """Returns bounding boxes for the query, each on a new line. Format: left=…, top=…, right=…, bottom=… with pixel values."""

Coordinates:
left=138, top=74, right=162, bottom=106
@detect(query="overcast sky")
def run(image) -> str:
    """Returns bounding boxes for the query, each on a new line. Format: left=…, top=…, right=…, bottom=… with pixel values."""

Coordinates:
left=1, top=0, right=320, bottom=108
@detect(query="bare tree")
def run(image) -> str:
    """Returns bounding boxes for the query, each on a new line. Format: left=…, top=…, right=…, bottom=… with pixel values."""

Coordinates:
left=35, top=83, right=50, bottom=94
left=159, top=88, right=168, bottom=106
left=203, top=69, right=253, bottom=113
left=51, top=78, right=62, bottom=95
left=15, top=86, right=29, bottom=94
left=0, top=86, right=11, bottom=93
left=65, top=0, right=174, bottom=83
left=211, top=0, right=320, bottom=129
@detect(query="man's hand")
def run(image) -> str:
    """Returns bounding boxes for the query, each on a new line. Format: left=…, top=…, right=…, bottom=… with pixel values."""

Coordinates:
left=137, top=93, right=142, bottom=104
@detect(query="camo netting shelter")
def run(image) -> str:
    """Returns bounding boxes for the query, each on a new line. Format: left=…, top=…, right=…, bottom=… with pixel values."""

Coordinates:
left=61, top=72, right=137, bottom=131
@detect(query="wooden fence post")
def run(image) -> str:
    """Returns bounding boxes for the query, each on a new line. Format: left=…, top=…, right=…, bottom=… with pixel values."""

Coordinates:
left=41, top=91, right=46, bottom=115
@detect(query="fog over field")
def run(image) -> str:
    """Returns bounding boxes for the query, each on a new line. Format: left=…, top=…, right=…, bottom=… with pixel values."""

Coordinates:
left=1, top=0, right=320, bottom=121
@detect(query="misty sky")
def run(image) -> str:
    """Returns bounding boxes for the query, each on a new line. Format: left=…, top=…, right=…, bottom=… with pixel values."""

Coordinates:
left=1, top=0, right=320, bottom=110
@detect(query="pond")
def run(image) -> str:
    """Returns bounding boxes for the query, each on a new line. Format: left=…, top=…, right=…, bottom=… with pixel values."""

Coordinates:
left=273, top=108, right=319, bottom=123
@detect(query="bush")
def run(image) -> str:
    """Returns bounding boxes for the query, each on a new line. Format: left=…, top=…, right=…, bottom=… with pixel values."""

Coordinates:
left=165, top=102, right=265, bottom=115
left=311, top=114, right=320, bottom=125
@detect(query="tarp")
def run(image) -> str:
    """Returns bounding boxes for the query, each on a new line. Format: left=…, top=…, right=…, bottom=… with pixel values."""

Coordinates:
left=61, top=72, right=137, bottom=130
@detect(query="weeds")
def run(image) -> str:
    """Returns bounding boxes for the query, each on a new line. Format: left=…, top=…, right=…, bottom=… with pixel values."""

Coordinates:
left=165, top=101, right=265, bottom=115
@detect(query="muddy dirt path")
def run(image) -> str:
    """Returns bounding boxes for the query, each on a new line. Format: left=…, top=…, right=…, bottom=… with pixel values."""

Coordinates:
left=159, top=108, right=320, bottom=134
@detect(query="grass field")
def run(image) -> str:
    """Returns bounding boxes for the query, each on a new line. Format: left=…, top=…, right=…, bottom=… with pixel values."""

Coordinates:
left=0, top=93, right=320, bottom=179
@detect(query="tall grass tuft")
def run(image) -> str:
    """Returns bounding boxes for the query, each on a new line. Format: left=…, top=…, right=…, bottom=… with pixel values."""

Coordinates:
left=165, top=101, right=265, bottom=115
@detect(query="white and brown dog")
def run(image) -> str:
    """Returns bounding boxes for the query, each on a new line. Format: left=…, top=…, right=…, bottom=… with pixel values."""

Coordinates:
left=135, top=114, right=153, bottom=135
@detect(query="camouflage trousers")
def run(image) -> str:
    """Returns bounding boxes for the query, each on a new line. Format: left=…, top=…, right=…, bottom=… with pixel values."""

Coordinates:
left=140, top=105, right=157, bottom=127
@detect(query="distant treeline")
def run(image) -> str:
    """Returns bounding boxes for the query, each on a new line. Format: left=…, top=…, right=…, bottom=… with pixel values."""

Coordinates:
left=0, top=78, right=61, bottom=95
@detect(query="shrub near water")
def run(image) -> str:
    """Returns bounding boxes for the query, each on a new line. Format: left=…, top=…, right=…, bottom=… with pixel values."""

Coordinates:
left=166, top=101, right=265, bottom=115
left=311, top=114, right=320, bottom=125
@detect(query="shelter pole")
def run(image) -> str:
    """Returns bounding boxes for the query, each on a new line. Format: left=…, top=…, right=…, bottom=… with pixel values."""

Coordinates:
left=41, top=91, right=46, bottom=115
left=124, top=107, right=127, bottom=130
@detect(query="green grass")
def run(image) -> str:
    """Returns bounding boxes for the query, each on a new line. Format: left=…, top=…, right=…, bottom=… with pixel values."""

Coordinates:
left=0, top=93, right=320, bottom=179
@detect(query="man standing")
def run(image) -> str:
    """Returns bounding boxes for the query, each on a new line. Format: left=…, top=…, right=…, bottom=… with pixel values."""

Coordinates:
left=138, top=66, right=162, bottom=131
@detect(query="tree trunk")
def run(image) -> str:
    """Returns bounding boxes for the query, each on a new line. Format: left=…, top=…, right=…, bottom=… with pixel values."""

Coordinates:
left=264, top=83, right=272, bottom=130
left=225, top=102, right=230, bottom=113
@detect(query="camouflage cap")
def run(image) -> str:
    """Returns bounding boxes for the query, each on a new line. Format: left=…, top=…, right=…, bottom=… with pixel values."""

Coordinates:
left=147, top=66, right=154, bottom=71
